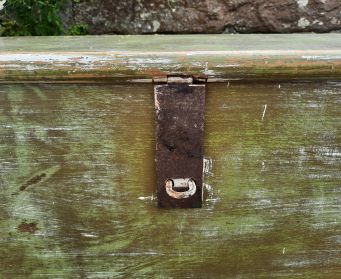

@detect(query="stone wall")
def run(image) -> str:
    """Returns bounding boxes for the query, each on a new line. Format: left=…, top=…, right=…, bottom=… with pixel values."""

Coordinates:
left=68, top=0, right=341, bottom=34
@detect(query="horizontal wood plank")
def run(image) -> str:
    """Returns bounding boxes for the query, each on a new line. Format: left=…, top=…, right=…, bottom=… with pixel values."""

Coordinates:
left=0, top=34, right=340, bottom=81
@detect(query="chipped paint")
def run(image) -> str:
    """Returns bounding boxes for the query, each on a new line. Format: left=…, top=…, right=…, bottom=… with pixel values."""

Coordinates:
left=302, top=55, right=341, bottom=60
left=0, top=35, right=340, bottom=81
left=203, top=157, right=213, bottom=176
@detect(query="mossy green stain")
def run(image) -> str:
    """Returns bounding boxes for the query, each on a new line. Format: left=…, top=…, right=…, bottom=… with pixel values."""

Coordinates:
left=0, top=81, right=340, bottom=278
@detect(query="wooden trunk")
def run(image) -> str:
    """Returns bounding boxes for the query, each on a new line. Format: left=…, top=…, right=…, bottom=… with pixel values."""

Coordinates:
left=0, top=35, right=340, bottom=278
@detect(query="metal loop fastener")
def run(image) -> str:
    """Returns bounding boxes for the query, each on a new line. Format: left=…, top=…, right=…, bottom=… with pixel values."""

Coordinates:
left=165, top=178, right=197, bottom=199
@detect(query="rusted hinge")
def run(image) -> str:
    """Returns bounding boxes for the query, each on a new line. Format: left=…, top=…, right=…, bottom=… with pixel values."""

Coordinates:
left=154, top=75, right=206, bottom=208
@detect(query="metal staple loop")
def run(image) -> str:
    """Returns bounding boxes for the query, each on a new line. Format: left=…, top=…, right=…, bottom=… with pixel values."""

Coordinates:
left=165, top=178, right=197, bottom=199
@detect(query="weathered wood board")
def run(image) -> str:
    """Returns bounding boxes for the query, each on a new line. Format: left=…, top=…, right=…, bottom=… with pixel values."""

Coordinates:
left=0, top=34, right=341, bottom=82
left=0, top=81, right=340, bottom=278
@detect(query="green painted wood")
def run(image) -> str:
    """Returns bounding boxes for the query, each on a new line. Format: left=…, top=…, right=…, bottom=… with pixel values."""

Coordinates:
left=0, top=34, right=340, bottom=81
left=0, top=81, right=340, bottom=278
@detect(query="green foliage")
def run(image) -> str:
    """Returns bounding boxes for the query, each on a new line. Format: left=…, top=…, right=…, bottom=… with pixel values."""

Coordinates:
left=0, top=18, right=20, bottom=36
left=0, top=0, right=66, bottom=36
left=68, top=23, right=88, bottom=35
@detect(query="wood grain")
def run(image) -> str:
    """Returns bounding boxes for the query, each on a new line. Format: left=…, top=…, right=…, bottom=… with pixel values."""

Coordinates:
left=0, top=81, right=340, bottom=278
left=0, top=34, right=340, bottom=82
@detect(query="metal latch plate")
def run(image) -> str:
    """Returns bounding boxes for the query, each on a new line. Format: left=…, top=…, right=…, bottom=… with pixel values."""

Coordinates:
left=154, top=78, right=206, bottom=208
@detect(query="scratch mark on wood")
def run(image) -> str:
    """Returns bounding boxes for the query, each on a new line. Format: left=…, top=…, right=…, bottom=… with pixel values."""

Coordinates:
left=20, top=173, right=47, bottom=191
left=18, top=165, right=61, bottom=192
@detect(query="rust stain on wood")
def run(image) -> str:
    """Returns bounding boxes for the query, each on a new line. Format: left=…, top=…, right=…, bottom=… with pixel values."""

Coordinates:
left=17, top=222, right=38, bottom=234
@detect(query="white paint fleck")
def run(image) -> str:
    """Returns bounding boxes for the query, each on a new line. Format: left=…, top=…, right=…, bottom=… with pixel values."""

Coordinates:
left=204, top=62, right=209, bottom=73
left=298, top=17, right=310, bottom=28
left=138, top=195, right=156, bottom=201
left=259, top=199, right=272, bottom=205
left=204, top=183, right=213, bottom=192
left=81, top=232, right=98, bottom=238
left=0, top=53, right=112, bottom=63
left=202, top=61, right=218, bottom=75
left=215, top=64, right=241, bottom=68
left=108, top=251, right=160, bottom=256
left=201, top=228, right=219, bottom=238
left=204, top=183, right=221, bottom=206
left=203, top=157, right=213, bottom=176
left=319, top=146, right=341, bottom=157
left=302, top=55, right=341, bottom=61
left=152, top=20, right=160, bottom=32
left=296, top=0, right=309, bottom=9
left=260, top=161, right=266, bottom=172
left=261, top=104, right=267, bottom=121
left=204, top=69, right=218, bottom=75
left=42, top=127, right=74, bottom=131
left=128, top=57, right=172, bottom=65
left=283, top=259, right=318, bottom=268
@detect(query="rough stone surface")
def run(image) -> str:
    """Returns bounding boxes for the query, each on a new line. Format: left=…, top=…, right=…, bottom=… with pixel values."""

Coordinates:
left=70, top=0, right=341, bottom=34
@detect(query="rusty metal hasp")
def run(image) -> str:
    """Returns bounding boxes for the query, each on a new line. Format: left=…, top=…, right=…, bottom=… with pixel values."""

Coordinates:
left=154, top=76, right=206, bottom=208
